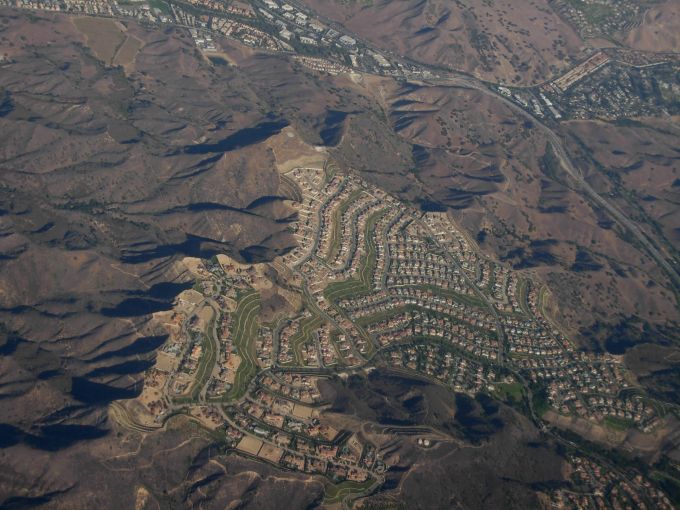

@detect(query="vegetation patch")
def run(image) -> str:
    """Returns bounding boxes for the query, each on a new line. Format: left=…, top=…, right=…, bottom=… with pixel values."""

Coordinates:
left=225, top=290, right=261, bottom=400
left=323, top=478, right=375, bottom=505
left=326, top=189, right=364, bottom=262
left=290, top=309, right=325, bottom=364
left=603, top=415, right=634, bottom=432
left=190, top=326, right=217, bottom=399
left=324, top=209, right=387, bottom=302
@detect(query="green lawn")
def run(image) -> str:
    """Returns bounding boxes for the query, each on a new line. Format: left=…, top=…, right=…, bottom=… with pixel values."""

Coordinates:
left=324, top=278, right=365, bottom=303
left=326, top=189, right=364, bottom=263
left=356, top=305, right=415, bottom=328
left=650, top=470, right=680, bottom=506
left=224, top=290, right=261, bottom=400
left=603, top=415, right=635, bottom=432
left=190, top=325, right=217, bottom=400
left=408, top=284, right=486, bottom=308
left=565, top=0, right=615, bottom=25
left=514, top=278, right=531, bottom=316
left=321, top=208, right=387, bottom=361
left=493, top=382, right=524, bottom=403
left=148, top=0, right=171, bottom=14
left=323, top=478, right=375, bottom=505
left=324, top=209, right=386, bottom=303
left=531, top=384, right=551, bottom=417
left=485, top=265, right=496, bottom=295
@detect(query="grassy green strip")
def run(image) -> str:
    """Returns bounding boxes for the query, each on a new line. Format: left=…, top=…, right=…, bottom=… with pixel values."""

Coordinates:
left=323, top=478, right=375, bottom=504
left=323, top=209, right=386, bottom=303
left=326, top=189, right=364, bottom=263
left=224, top=290, right=261, bottom=400
left=190, top=320, right=217, bottom=400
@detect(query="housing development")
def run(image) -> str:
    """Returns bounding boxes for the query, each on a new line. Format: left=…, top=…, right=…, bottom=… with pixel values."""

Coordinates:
left=0, top=0, right=425, bottom=77
left=4, top=0, right=679, bottom=126
left=3, top=0, right=680, bottom=504
left=113, top=163, right=674, bottom=507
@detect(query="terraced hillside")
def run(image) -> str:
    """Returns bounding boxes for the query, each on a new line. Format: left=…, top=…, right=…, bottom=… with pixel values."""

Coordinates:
left=122, top=163, right=677, bottom=508
left=2, top=4, right=680, bottom=509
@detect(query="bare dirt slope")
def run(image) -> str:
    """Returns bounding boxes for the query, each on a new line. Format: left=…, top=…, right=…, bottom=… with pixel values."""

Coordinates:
left=319, top=370, right=567, bottom=509
left=327, top=77, right=680, bottom=346
left=300, top=0, right=585, bottom=85
left=1, top=7, right=679, bottom=508
left=0, top=11, right=400, bottom=507
left=623, top=0, right=680, bottom=52
left=0, top=8, right=296, bottom=464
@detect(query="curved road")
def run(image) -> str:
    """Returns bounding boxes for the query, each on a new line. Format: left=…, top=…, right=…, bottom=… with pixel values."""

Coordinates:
left=281, top=0, right=680, bottom=290
left=432, top=74, right=680, bottom=290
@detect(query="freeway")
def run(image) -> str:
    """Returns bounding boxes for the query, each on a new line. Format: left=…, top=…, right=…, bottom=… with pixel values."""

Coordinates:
left=429, top=73, right=680, bottom=291
left=304, top=0, right=676, bottom=289
left=279, top=0, right=680, bottom=291
left=33, top=0, right=678, bottom=291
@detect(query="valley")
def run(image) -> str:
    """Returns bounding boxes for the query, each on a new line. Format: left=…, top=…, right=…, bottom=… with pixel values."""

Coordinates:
left=1, top=1, right=680, bottom=508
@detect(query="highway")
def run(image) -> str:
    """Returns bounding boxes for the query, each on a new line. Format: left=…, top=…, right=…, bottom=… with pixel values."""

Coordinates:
left=280, top=0, right=680, bottom=291
left=429, top=73, right=680, bottom=290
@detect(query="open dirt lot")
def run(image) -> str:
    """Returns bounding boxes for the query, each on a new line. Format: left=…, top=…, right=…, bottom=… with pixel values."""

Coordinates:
left=236, top=435, right=263, bottom=455
left=73, top=17, right=127, bottom=64
left=258, top=443, right=284, bottom=463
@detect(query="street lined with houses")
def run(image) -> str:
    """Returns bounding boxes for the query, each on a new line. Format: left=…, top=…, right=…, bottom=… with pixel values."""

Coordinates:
left=113, top=162, right=675, bottom=506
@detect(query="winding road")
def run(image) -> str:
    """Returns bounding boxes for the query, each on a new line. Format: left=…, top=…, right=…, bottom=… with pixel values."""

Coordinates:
left=432, top=74, right=680, bottom=290
left=281, top=0, right=680, bottom=290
